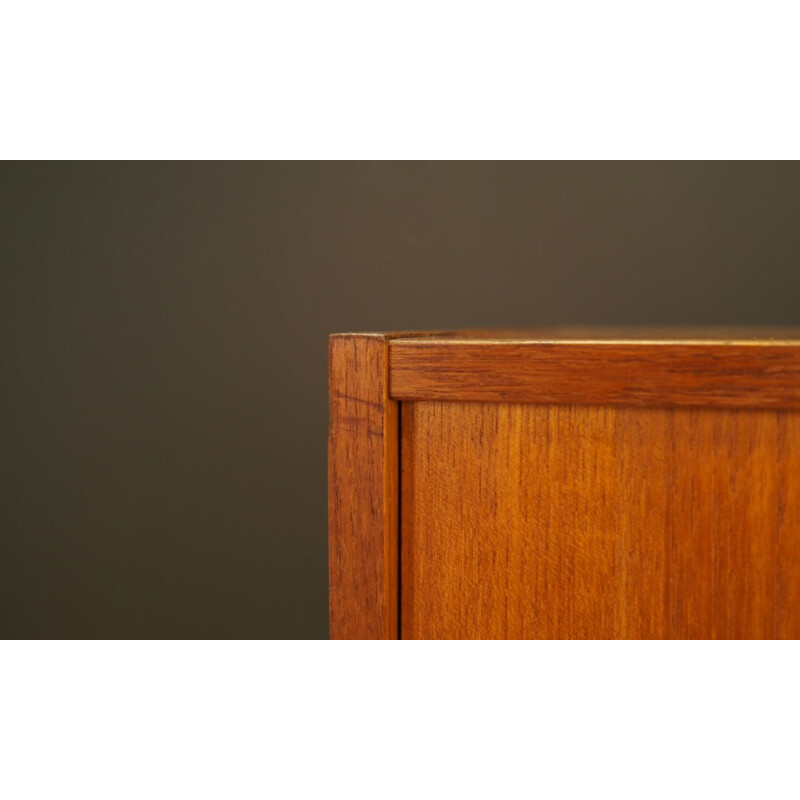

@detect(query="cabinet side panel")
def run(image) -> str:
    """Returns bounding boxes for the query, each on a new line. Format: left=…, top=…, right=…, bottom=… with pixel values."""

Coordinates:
left=329, top=336, right=398, bottom=639
left=401, top=401, right=800, bottom=639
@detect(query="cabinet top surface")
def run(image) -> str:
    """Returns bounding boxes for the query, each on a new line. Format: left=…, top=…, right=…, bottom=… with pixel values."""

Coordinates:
left=382, top=327, right=800, bottom=345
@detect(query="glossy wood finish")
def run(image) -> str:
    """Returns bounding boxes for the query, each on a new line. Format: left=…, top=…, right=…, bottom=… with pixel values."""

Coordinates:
left=330, top=329, right=800, bottom=639
left=390, top=336, right=800, bottom=409
left=328, top=334, right=398, bottom=639
left=401, top=401, right=800, bottom=639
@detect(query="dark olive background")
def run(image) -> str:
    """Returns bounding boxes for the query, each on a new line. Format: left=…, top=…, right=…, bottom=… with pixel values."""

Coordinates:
left=2, top=162, right=800, bottom=638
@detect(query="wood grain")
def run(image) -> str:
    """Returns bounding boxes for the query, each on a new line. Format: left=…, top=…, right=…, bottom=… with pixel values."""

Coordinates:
left=328, top=334, right=398, bottom=639
left=400, top=401, right=800, bottom=639
left=390, top=339, right=800, bottom=409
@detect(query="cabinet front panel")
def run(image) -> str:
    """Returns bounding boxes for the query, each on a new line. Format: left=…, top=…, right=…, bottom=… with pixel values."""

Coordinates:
left=400, top=401, right=800, bottom=639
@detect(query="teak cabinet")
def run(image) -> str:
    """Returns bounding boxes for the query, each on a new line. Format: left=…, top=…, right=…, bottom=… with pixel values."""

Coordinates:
left=328, top=329, right=800, bottom=639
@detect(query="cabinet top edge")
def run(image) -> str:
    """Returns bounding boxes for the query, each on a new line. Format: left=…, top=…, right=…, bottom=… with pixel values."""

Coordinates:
left=378, top=327, right=800, bottom=346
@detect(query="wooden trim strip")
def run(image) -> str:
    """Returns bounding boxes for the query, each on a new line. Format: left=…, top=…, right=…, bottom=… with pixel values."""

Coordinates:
left=328, top=334, right=399, bottom=639
left=389, top=340, right=800, bottom=409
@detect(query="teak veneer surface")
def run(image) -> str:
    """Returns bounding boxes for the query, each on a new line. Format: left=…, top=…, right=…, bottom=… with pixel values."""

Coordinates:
left=390, top=328, right=800, bottom=409
left=329, top=329, right=800, bottom=640
left=401, top=401, right=800, bottom=639
left=328, top=334, right=398, bottom=639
